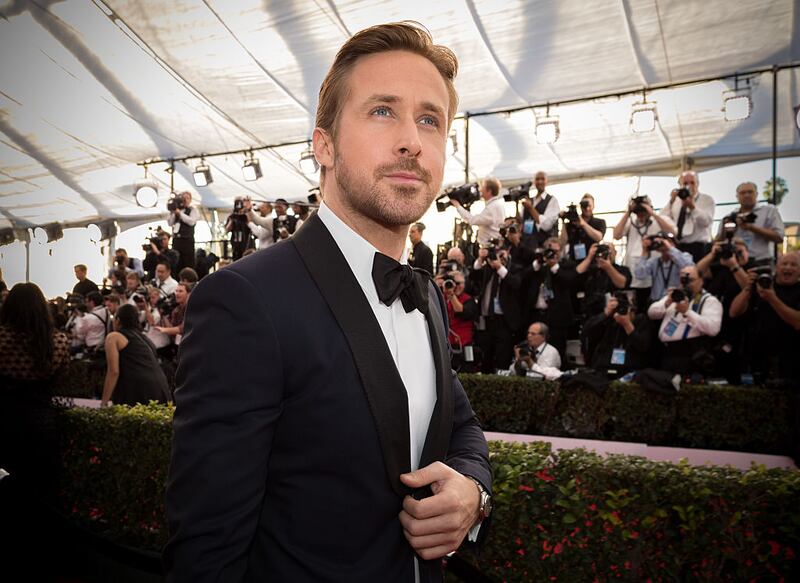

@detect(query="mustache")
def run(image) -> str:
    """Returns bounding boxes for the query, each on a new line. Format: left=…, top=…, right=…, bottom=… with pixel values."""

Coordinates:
left=375, top=159, right=432, bottom=183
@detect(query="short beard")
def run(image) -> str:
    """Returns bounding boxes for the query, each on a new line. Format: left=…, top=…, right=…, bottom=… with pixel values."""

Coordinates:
left=333, top=150, right=439, bottom=228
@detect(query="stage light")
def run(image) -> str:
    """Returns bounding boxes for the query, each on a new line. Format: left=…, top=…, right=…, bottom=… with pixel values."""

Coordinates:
left=193, top=159, right=213, bottom=187
left=723, top=91, right=752, bottom=121
left=86, top=223, right=102, bottom=243
left=630, top=102, right=657, bottom=133
left=134, top=184, right=158, bottom=207
left=242, top=152, right=262, bottom=181
left=535, top=117, right=560, bottom=144
left=299, top=144, right=319, bottom=175
left=32, top=226, right=48, bottom=244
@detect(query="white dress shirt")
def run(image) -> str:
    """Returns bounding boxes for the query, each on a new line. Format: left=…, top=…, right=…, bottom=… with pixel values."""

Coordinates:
left=317, top=202, right=436, bottom=472
left=74, top=306, right=109, bottom=349
left=156, top=276, right=178, bottom=296
left=659, top=192, right=715, bottom=243
left=647, top=291, right=723, bottom=342
left=455, top=196, right=506, bottom=245
left=248, top=212, right=274, bottom=249
left=532, top=191, right=561, bottom=233
left=509, top=341, right=561, bottom=374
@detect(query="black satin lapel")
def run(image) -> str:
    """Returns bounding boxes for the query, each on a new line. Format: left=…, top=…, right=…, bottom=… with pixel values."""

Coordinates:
left=418, top=280, right=454, bottom=469
left=292, top=213, right=411, bottom=497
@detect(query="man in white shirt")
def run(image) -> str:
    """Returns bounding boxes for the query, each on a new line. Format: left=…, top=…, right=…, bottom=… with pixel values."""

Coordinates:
left=647, top=266, right=722, bottom=375
left=167, top=191, right=198, bottom=271
left=716, top=181, right=784, bottom=263
left=166, top=23, right=491, bottom=583
left=519, top=171, right=560, bottom=250
left=246, top=200, right=274, bottom=249
left=659, top=171, right=715, bottom=262
left=73, top=291, right=110, bottom=351
left=450, top=176, right=505, bottom=245
left=154, top=261, right=178, bottom=297
left=509, top=322, right=561, bottom=378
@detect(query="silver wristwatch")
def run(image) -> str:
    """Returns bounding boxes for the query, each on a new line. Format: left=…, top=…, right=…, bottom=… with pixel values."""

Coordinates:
left=469, top=477, right=492, bottom=521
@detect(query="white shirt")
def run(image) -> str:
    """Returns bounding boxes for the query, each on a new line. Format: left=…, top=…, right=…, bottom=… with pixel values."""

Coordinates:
left=620, top=215, right=674, bottom=288
left=647, top=291, right=723, bottom=342
left=659, top=192, right=715, bottom=243
left=156, top=276, right=178, bottom=296
left=455, top=196, right=506, bottom=245
left=509, top=342, right=561, bottom=373
left=532, top=191, right=561, bottom=233
left=721, top=204, right=784, bottom=262
left=75, top=306, right=109, bottom=349
left=317, top=202, right=436, bottom=472
left=143, top=308, right=171, bottom=349
left=248, top=212, right=274, bottom=249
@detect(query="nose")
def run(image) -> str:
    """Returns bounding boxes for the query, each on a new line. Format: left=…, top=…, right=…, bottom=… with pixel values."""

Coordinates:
left=394, top=116, right=422, bottom=158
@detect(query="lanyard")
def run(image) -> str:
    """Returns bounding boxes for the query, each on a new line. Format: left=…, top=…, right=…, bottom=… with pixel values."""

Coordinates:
left=658, top=261, right=674, bottom=290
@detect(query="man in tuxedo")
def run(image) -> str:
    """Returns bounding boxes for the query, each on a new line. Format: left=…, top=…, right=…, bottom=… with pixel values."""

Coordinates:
left=165, top=22, right=491, bottom=583
left=408, top=221, right=434, bottom=275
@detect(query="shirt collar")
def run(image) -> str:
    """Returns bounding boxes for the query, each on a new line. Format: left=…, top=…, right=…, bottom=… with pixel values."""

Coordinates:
left=316, top=202, right=408, bottom=304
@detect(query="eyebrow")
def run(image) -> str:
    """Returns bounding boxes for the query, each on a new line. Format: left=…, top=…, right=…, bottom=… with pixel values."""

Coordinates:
left=364, top=94, right=446, bottom=120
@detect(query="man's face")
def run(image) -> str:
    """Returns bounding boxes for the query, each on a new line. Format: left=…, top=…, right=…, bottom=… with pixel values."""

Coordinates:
left=681, top=267, right=703, bottom=293
left=74, top=267, right=85, bottom=281
left=534, top=172, right=547, bottom=193
left=160, top=235, right=170, bottom=249
left=318, top=50, right=449, bottom=228
left=737, top=185, right=757, bottom=209
left=547, top=241, right=561, bottom=256
left=480, top=182, right=492, bottom=201
left=175, top=285, right=188, bottom=304
left=680, top=172, right=698, bottom=195
left=275, top=203, right=288, bottom=216
left=259, top=202, right=272, bottom=216
left=126, top=276, right=138, bottom=291
left=408, top=225, right=421, bottom=245
left=776, top=254, right=800, bottom=285
left=526, top=324, right=545, bottom=348
left=581, top=197, right=594, bottom=215
left=105, top=299, right=118, bottom=314
left=155, top=264, right=169, bottom=282
left=447, top=247, right=464, bottom=265
left=507, top=228, right=521, bottom=247
left=181, top=192, right=192, bottom=206
left=735, top=243, right=749, bottom=265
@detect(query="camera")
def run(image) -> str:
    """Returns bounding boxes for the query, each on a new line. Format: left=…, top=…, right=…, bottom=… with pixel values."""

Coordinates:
left=233, top=198, right=246, bottom=213
left=676, top=187, right=691, bottom=200
left=560, top=203, right=580, bottom=223
left=631, top=195, right=649, bottom=213
left=435, top=183, right=480, bottom=212
left=679, top=273, right=691, bottom=287
left=645, top=231, right=674, bottom=251
left=613, top=291, right=630, bottom=315
left=157, top=293, right=177, bottom=315
left=503, top=181, right=532, bottom=203
left=595, top=244, right=610, bottom=260
left=167, top=194, right=186, bottom=212
left=65, top=293, right=86, bottom=314
left=516, top=340, right=531, bottom=359
left=670, top=288, right=687, bottom=303
left=717, top=243, right=735, bottom=260
left=443, top=279, right=455, bottom=290
left=132, top=293, right=146, bottom=305
left=580, top=199, right=590, bottom=211
left=499, top=223, right=519, bottom=238
left=725, top=211, right=757, bottom=225
left=752, top=266, right=773, bottom=289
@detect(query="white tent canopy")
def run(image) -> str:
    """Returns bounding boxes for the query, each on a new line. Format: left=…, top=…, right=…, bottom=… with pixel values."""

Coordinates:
left=1, top=0, right=798, bottom=233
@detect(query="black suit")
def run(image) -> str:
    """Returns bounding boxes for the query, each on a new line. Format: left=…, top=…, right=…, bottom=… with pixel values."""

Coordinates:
left=165, top=213, right=491, bottom=582
left=409, top=240, right=434, bottom=276
left=523, top=261, right=577, bottom=360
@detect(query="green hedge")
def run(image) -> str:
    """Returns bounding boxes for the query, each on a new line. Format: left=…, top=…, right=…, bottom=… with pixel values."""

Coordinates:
left=55, top=367, right=796, bottom=455
left=56, top=404, right=799, bottom=581
left=459, top=374, right=796, bottom=455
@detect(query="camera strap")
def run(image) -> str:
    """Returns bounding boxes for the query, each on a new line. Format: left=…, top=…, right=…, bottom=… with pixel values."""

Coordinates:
left=658, top=261, right=674, bottom=290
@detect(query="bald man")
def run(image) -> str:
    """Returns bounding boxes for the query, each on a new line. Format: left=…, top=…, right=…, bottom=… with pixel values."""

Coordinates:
left=659, top=171, right=715, bottom=262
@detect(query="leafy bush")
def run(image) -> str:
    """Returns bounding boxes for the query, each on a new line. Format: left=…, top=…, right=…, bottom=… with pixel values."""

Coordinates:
left=459, top=374, right=795, bottom=455
left=56, top=405, right=799, bottom=582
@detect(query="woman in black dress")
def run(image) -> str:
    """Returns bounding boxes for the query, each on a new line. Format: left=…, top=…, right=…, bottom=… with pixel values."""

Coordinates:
left=101, top=304, right=170, bottom=407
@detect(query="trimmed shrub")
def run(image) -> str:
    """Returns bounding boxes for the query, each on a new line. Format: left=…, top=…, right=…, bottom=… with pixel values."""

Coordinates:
left=55, top=405, right=799, bottom=581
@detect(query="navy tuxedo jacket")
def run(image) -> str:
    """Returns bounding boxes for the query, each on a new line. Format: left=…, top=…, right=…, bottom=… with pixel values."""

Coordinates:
left=165, top=213, right=491, bottom=582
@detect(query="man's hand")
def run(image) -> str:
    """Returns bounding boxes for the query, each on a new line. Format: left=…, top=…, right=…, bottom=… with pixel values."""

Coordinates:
left=596, top=255, right=612, bottom=272
left=756, top=284, right=778, bottom=304
left=478, top=248, right=489, bottom=260
left=150, top=242, right=159, bottom=254
left=488, top=258, right=502, bottom=271
left=683, top=196, right=695, bottom=210
left=521, top=198, right=533, bottom=211
left=450, top=199, right=462, bottom=209
left=675, top=297, right=690, bottom=314
left=641, top=202, right=654, bottom=217
left=399, top=462, right=480, bottom=561
left=613, top=309, right=633, bottom=328
left=604, top=297, right=618, bottom=317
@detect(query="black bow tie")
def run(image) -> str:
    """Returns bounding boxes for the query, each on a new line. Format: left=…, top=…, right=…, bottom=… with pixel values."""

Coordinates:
left=372, top=252, right=429, bottom=315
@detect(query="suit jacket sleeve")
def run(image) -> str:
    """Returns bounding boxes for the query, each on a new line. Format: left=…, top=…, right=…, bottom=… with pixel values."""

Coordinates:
left=164, top=268, right=284, bottom=582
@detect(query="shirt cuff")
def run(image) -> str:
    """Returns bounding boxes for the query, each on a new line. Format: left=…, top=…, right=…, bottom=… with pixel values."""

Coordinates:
left=550, top=262, right=560, bottom=274
left=497, top=265, right=509, bottom=279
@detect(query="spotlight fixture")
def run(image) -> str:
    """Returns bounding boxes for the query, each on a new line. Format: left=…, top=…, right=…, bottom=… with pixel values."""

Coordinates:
left=630, top=96, right=657, bottom=133
left=193, top=158, right=213, bottom=187
left=723, top=77, right=753, bottom=122
left=134, top=164, right=159, bottom=208
left=86, top=223, right=102, bottom=243
left=535, top=104, right=560, bottom=144
left=299, top=144, right=319, bottom=175
left=795, top=105, right=800, bottom=131
left=32, top=226, right=48, bottom=244
left=242, top=152, right=262, bottom=181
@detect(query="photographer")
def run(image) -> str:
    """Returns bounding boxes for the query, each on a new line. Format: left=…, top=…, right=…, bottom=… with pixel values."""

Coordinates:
left=143, top=231, right=179, bottom=281
left=167, top=191, right=197, bottom=271
left=155, top=282, right=193, bottom=348
left=408, top=222, right=434, bottom=275
left=716, top=182, right=784, bottom=263
left=246, top=201, right=274, bottom=249
left=559, top=193, right=606, bottom=261
left=634, top=231, right=694, bottom=303
left=647, top=266, right=722, bottom=375
left=108, top=248, right=144, bottom=279
left=472, top=243, right=525, bottom=373
left=272, top=198, right=298, bottom=242
left=582, top=292, right=651, bottom=373
left=439, top=271, right=477, bottom=364
left=73, top=291, right=111, bottom=353
left=729, top=253, right=800, bottom=381
left=519, top=171, right=560, bottom=250
left=659, top=171, right=715, bottom=261
left=575, top=242, right=632, bottom=318
left=226, top=197, right=256, bottom=261
left=123, top=272, right=147, bottom=306
left=509, top=322, right=561, bottom=378
left=438, top=246, right=470, bottom=280
left=141, top=286, right=172, bottom=355
left=523, top=237, right=576, bottom=361
left=291, top=202, right=311, bottom=229
left=450, top=177, right=505, bottom=245
left=153, top=260, right=178, bottom=297
left=614, top=194, right=676, bottom=308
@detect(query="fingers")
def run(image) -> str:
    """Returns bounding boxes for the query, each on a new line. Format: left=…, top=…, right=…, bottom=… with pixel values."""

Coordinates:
left=400, top=461, right=451, bottom=490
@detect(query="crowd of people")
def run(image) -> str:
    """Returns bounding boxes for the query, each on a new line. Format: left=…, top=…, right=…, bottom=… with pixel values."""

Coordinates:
left=1, top=169, right=796, bottom=403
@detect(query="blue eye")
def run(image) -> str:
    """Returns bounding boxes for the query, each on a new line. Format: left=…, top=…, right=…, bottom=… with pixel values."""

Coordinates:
left=372, top=106, right=391, bottom=117
left=420, top=115, right=440, bottom=127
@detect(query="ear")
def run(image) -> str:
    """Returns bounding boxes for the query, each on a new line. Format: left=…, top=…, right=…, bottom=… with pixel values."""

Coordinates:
left=313, top=127, right=334, bottom=170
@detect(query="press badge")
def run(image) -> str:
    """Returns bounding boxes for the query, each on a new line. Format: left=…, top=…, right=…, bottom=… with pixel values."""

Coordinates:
left=523, top=219, right=535, bottom=235
left=493, top=297, right=504, bottom=314
left=663, top=318, right=679, bottom=337
left=610, top=348, right=626, bottom=365
left=573, top=243, right=587, bottom=260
